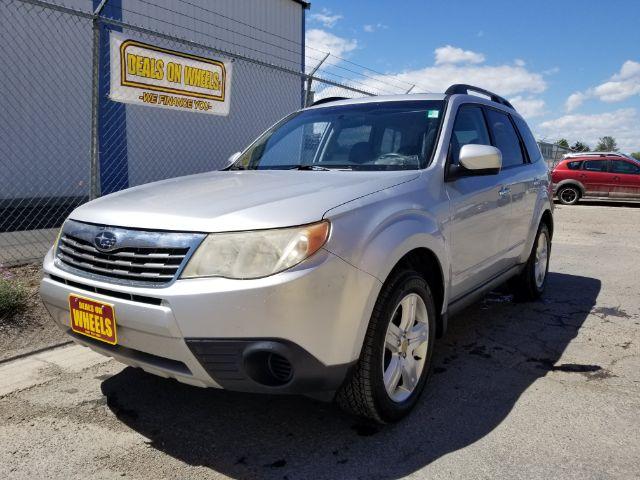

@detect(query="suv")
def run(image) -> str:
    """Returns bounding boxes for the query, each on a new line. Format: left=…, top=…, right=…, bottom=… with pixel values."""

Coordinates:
left=552, top=152, right=640, bottom=205
left=40, top=84, right=553, bottom=423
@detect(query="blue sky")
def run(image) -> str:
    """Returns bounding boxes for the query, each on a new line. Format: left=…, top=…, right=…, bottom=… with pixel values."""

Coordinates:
left=304, top=0, right=640, bottom=151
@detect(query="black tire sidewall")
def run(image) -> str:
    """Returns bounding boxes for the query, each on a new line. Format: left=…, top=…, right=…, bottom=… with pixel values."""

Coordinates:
left=369, top=271, right=437, bottom=422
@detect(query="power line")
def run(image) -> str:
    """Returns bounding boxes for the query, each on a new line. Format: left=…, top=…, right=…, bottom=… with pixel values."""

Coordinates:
left=141, top=0, right=423, bottom=92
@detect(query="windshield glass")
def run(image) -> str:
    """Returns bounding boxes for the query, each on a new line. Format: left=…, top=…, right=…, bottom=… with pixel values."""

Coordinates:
left=231, top=100, right=445, bottom=171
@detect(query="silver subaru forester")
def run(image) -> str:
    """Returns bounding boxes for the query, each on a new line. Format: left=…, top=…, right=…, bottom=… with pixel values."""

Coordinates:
left=40, top=84, right=553, bottom=423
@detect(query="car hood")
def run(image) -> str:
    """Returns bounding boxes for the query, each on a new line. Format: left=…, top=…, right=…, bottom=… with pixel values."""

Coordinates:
left=70, top=170, right=419, bottom=232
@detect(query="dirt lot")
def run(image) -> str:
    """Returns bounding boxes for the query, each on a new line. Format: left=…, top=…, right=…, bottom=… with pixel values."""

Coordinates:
left=0, top=263, right=67, bottom=361
left=1, top=203, right=639, bottom=479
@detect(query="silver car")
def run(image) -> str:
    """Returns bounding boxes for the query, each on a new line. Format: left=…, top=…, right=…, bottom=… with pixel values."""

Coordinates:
left=40, top=84, right=553, bottom=423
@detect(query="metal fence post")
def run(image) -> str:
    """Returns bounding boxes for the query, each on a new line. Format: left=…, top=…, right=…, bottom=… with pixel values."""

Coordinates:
left=304, top=52, right=329, bottom=107
left=90, top=0, right=108, bottom=200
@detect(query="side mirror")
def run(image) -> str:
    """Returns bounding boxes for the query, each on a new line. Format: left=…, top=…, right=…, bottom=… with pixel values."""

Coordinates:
left=223, top=151, right=241, bottom=170
left=458, top=144, right=502, bottom=172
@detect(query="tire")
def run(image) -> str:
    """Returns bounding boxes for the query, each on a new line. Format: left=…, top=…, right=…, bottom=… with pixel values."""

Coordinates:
left=512, top=223, right=551, bottom=302
left=557, top=185, right=580, bottom=205
left=336, top=269, right=437, bottom=424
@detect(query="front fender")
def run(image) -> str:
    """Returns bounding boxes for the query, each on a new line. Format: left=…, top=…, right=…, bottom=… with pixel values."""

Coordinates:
left=323, top=186, right=450, bottom=307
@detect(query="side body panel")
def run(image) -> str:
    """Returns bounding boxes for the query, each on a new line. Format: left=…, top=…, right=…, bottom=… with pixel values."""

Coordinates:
left=580, top=161, right=613, bottom=196
left=610, top=159, right=640, bottom=198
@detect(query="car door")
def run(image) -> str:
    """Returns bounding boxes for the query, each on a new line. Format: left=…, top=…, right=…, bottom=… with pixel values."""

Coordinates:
left=580, top=159, right=612, bottom=196
left=485, top=109, right=534, bottom=261
left=609, top=159, right=640, bottom=199
left=445, top=104, right=512, bottom=301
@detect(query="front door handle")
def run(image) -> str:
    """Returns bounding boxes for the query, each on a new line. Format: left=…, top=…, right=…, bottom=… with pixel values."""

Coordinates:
left=498, top=186, right=511, bottom=197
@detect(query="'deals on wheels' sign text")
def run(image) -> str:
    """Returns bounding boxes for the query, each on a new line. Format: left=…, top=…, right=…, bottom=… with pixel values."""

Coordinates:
left=109, top=32, right=232, bottom=116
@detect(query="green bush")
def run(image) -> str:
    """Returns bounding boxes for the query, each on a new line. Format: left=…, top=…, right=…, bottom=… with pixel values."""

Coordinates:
left=0, top=278, right=29, bottom=318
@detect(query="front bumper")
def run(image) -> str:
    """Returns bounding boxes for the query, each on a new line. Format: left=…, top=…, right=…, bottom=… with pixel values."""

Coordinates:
left=40, top=247, right=381, bottom=393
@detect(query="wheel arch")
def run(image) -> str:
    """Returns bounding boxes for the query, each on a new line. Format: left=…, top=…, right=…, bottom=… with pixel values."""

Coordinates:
left=556, top=179, right=585, bottom=196
left=384, top=248, right=446, bottom=338
left=540, top=209, right=554, bottom=239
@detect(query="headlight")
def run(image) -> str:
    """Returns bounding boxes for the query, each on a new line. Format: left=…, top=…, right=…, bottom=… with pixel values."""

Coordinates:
left=53, top=222, right=65, bottom=250
left=181, top=221, right=330, bottom=279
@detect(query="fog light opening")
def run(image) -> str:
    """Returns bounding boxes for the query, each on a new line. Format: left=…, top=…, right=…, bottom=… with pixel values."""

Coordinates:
left=244, top=350, right=293, bottom=387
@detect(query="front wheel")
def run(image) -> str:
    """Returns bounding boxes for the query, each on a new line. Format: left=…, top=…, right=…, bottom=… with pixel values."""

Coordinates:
left=336, top=269, right=436, bottom=423
left=512, top=223, right=551, bottom=301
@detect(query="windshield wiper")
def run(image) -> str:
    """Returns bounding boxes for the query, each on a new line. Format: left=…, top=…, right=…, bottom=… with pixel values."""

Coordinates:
left=289, top=165, right=331, bottom=171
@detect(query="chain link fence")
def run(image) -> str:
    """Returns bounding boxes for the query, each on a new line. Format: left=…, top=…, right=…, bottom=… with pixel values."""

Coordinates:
left=537, top=140, right=572, bottom=170
left=0, top=0, right=381, bottom=266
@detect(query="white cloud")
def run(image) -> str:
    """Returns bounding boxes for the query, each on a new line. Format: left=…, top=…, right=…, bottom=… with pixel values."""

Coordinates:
left=358, top=61, right=546, bottom=97
left=565, top=60, right=640, bottom=111
left=542, top=67, right=560, bottom=75
left=310, top=44, right=547, bottom=113
left=537, top=108, right=640, bottom=152
left=509, top=96, right=546, bottom=118
left=305, top=28, right=357, bottom=62
left=363, top=23, right=388, bottom=33
left=308, top=8, right=342, bottom=28
left=565, top=91, right=588, bottom=112
left=434, top=45, right=485, bottom=65
left=514, top=58, right=526, bottom=67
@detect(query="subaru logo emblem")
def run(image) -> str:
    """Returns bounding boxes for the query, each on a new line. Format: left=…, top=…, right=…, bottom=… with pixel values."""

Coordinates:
left=94, top=231, right=117, bottom=251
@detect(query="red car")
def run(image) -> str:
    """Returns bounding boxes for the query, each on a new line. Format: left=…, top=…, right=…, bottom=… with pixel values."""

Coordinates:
left=552, top=152, right=640, bottom=204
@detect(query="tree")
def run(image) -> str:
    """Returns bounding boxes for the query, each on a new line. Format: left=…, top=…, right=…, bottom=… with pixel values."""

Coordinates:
left=595, top=136, right=618, bottom=152
left=571, top=141, right=590, bottom=152
left=631, top=152, right=640, bottom=161
left=556, top=138, right=569, bottom=148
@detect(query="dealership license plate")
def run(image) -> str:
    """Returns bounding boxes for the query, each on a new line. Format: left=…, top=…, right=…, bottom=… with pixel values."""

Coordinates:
left=68, top=294, right=117, bottom=345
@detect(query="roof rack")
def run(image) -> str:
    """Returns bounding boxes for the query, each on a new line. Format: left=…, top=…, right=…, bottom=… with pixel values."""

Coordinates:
left=445, top=84, right=514, bottom=109
left=311, top=96, right=348, bottom=106
left=563, top=152, right=631, bottom=159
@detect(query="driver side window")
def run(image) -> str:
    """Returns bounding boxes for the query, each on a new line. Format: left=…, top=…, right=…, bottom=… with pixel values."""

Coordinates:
left=450, top=105, right=491, bottom=164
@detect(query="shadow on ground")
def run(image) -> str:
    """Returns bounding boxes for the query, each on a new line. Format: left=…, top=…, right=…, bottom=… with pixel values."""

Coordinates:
left=555, top=199, right=640, bottom=208
left=101, top=272, right=600, bottom=480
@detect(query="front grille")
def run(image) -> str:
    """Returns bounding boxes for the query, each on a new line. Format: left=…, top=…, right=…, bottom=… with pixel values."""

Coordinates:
left=58, top=234, right=187, bottom=282
left=55, top=220, right=205, bottom=286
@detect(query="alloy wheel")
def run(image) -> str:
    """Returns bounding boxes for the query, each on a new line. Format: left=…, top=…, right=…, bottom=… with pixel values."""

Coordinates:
left=382, top=293, right=430, bottom=402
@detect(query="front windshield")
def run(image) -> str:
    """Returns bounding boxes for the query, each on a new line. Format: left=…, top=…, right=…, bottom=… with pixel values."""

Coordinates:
left=231, top=100, right=445, bottom=171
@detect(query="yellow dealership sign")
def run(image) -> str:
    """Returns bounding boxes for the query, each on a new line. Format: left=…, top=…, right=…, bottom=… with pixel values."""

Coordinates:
left=109, top=32, right=232, bottom=116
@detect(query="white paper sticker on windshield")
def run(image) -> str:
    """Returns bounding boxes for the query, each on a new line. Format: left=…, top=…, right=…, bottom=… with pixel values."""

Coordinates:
left=427, top=110, right=440, bottom=118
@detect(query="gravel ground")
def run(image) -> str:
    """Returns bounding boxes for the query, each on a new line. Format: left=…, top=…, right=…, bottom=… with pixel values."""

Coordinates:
left=1, top=203, right=639, bottom=479
left=0, top=264, right=67, bottom=361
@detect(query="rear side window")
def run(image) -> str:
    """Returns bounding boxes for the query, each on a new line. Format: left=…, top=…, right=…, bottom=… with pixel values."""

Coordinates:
left=485, top=109, right=525, bottom=168
left=450, top=105, right=491, bottom=164
left=513, top=116, right=543, bottom=163
left=610, top=160, right=640, bottom=174
left=566, top=160, right=583, bottom=170
left=583, top=160, right=608, bottom=172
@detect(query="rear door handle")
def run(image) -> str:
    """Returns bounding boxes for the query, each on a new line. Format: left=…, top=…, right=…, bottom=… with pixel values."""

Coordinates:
left=532, top=178, right=542, bottom=187
left=498, top=186, right=511, bottom=197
